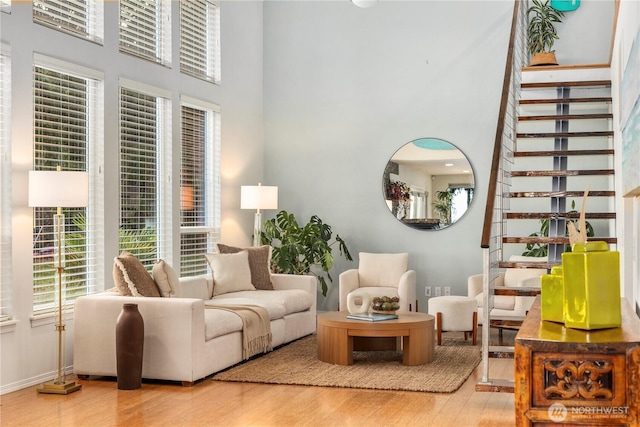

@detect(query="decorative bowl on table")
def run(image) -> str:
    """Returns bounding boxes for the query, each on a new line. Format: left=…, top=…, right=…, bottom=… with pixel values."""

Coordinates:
left=370, top=296, right=400, bottom=314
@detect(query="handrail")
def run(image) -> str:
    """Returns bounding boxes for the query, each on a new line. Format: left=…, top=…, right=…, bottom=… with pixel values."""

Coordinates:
left=480, top=0, right=522, bottom=249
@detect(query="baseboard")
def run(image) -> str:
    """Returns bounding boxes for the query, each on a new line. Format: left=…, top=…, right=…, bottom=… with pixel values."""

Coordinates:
left=0, top=366, right=75, bottom=395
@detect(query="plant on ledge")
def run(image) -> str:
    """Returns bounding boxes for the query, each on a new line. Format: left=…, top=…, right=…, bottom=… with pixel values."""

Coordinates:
left=527, top=0, right=565, bottom=66
left=260, top=210, right=352, bottom=297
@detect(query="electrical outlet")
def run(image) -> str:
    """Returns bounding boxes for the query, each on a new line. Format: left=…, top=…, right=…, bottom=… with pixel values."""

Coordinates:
left=435, top=287, right=442, bottom=297
left=425, top=287, right=431, bottom=297
left=444, top=286, right=451, bottom=296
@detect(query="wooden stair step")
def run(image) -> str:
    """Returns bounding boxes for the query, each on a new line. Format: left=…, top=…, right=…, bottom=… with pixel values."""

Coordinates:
left=510, top=169, right=614, bottom=177
left=509, top=190, right=615, bottom=198
left=519, top=113, right=613, bottom=121
left=520, top=97, right=612, bottom=105
left=503, top=236, right=617, bottom=245
left=499, top=260, right=558, bottom=269
left=517, top=131, right=613, bottom=138
left=521, top=80, right=612, bottom=89
left=506, top=212, right=616, bottom=220
left=494, top=287, right=541, bottom=297
left=514, top=149, right=614, bottom=157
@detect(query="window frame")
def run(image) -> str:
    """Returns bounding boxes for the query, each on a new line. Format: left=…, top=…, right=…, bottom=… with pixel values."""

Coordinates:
left=179, top=0, right=220, bottom=83
left=119, top=0, right=172, bottom=66
left=118, top=78, right=172, bottom=269
left=31, top=54, right=104, bottom=315
left=33, top=0, right=104, bottom=44
left=179, top=96, right=220, bottom=276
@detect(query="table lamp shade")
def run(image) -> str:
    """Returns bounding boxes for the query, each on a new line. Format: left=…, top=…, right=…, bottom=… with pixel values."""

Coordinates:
left=28, top=170, right=89, bottom=208
left=240, top=185, right=278, bottom=210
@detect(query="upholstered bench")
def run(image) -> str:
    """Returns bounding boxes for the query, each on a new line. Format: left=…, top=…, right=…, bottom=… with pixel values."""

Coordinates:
left=427, top=295, right=477, bottom=345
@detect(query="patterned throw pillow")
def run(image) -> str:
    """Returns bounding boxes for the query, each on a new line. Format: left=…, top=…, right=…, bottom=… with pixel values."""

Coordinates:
left=204, top=251, right=255, bottom=296
left=216, top=244, right=274, bottom=290
left=113, top=252, right=161, bottom=297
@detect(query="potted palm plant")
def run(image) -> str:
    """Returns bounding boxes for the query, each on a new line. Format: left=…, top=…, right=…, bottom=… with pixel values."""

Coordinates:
left=260, top=210, right=352, bottom=297
left=527, top=0, right=565, bottom=66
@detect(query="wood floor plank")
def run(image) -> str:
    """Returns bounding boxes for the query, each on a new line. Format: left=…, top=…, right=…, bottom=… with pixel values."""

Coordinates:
left=1, top=334, right=516, bottom=427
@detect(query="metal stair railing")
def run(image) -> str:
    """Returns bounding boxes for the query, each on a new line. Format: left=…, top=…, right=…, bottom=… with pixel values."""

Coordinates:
left=477, top=0, right=527, bottom=393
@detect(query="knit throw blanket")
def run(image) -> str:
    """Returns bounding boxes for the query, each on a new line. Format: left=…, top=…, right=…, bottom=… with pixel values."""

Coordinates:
left=205, top=303, right=273, bottom=359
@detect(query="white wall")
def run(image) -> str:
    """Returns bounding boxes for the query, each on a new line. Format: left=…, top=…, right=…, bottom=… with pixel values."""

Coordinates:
left=262, top=0, right=618, bottom=312
left=610, top=0, right=640, bottom=314
left=0, top=1, right=264, bottom=393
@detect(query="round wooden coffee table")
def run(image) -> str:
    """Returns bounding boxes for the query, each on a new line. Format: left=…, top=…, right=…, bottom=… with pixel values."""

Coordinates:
left=317, top=311, right=435, bottom=366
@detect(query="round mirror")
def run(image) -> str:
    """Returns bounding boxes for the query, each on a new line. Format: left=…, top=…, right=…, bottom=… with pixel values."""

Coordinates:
left=382, top=138, right=475, bottom=230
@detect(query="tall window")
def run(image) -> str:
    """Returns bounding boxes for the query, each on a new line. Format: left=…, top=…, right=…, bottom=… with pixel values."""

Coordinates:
left=33, top=0, right=104, bottom=43
left=0, top=49, right=11, bottom=321
left=119, top=81, right=171, bottom=269
left=180, top=99, right=220, bottom=276
left=180, top=0, right=220, bottom=83
left=119, top=0, right=171, bottom=66
left=32, top=57, right=103, bottom=313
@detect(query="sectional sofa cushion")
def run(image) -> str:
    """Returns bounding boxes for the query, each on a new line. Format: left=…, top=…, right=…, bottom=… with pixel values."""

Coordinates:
left=113, top=251, right=161, bottom=297
left=216, top=244, right=274, bottom=290
left=205, top=251, right=256, bottom=296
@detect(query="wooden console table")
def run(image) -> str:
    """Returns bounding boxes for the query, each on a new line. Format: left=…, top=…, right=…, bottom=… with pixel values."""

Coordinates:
left=515, top=297, right=640, bottom=426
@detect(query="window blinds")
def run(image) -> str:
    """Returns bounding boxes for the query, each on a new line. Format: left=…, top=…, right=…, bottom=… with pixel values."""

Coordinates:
left=33, top=0, right=104, bottom=43
left=119, top=0, right=171, bottom=65
left=180, top=103, right=219, bottom=276
left=32, top=63, right=100, bottom=313
left=180, top=0, right=220, bottom=83
left=0, top=51, right=11, bottom=321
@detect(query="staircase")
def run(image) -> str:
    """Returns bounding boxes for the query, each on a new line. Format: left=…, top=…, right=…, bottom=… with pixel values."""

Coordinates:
left=476, top=77, right=617, bottom=393
left=506, top=79, right=616, bottom=266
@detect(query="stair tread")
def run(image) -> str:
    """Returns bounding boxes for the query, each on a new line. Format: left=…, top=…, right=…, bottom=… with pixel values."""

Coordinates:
left=517, top=131, right=613, bottom=138
left=509, top=190, right=615, bottom=198
left=506, top=212, right=616, bottom=219
left=510, top=169, right=614, bottom=177
left=519, top=113, right=613, bottom=121
left=520, top=97, right=612, bottom=105
left=521, top=80, right=612, bottom=89
left=503, top=236, right=617, bottom=244
left=514, top=149, right=614, bottom=157
left=499, top=261, right=558, bottom=269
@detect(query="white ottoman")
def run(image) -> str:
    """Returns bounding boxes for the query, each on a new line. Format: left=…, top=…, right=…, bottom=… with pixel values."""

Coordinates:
left=427, top=296, right=478, bottom=345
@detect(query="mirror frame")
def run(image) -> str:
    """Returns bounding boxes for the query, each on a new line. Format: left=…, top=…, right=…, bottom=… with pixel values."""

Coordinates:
left=382, top=138, right=475, bottom=230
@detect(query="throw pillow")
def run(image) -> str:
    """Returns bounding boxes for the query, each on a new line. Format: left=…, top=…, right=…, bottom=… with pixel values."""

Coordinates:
left=205, top=251, right=255, bottom=296
left=152, top=259, right=180, bottom=297
left=113, top=251, right=161, bottom=297
left=216, top=244, right=274, bottom=290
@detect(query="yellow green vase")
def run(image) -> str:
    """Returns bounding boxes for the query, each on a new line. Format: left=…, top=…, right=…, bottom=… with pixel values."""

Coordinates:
left=541, top=266, right=564, bottom=323
left=561, top=241, right=621, bottom=330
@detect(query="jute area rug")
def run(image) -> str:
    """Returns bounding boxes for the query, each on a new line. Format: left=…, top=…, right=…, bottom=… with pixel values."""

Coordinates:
left=212, top=334, right=481, bottom=393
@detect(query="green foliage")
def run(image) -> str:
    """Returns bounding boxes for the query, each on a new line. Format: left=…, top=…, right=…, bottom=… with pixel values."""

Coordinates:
left=522, top=201, right=595, bottom=257
left=433, top=190, right=454, bottom=226
left=527, top=0, right=565, bottom=55
left=260, top=210, right=353, bottom=297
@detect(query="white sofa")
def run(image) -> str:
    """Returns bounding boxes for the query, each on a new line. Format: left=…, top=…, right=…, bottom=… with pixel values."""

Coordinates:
left=467, top=256, right=548, bottom=323
left=73, top=273, right=316, bottom=386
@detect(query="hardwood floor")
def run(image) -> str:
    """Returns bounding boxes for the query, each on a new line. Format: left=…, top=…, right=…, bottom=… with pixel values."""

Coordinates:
left=0, top=332, right=517, bottom=427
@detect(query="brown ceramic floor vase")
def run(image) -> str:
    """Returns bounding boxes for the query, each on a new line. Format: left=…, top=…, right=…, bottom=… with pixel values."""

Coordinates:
left=115, top=303, right=144, bottom=390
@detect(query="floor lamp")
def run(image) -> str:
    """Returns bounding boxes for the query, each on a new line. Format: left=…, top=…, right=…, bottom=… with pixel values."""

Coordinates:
left=240, top=183, right=278, bottom=247
left=29, top=167, right=88, bottom=395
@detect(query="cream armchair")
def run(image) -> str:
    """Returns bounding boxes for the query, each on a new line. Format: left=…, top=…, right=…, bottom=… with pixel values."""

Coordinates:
left=467, top=256, right=548, bottom=323
left=339, top=252, right=417, bottom=312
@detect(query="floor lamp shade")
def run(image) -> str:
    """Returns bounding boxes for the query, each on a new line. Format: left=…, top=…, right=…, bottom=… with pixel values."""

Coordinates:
left=241, top=184, right=278, bottom=247
left=28, top=170, right=89, bottom=208
left=28, top=169, right=88, bottom=395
